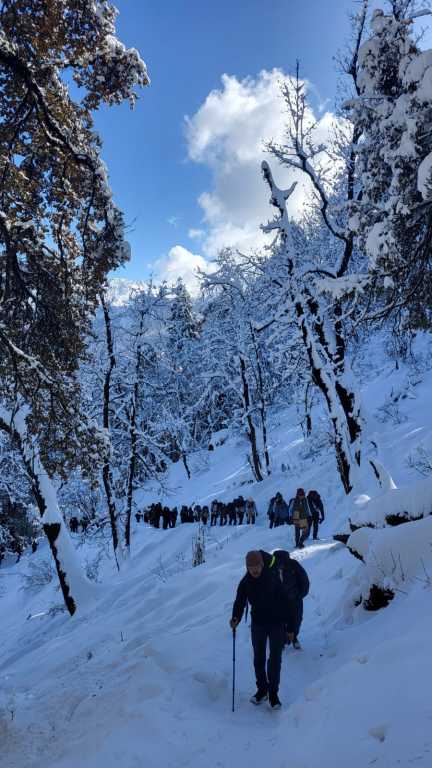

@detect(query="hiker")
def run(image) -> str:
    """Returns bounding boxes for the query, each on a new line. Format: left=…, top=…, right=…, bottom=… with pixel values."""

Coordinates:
left=69, top=516, right=79, bottom=533
left=210, top=500, right=219, bottom=526
left=273, top=492, right=289, bottom=527
left=307, top=490, right=325, bottom=540
left=31, top=538, right=38, bottom=554
left=12, top=538, right=22, bottom=563
left=228, top=502, right=237, bottom=526
left=288, top=489, right=311, bottom=548
left=246, top=498, right=257, bottom=524
left=81, top=516, right=90, bottom=534
left=230, top=550, right=290, bottom=709
left=267, top=496, right=276, bottom=528
left=219, top=502, right=228, bottom=526
left=236, top=497, right=245, bottom=525
left=180, top=505, right=189, bottom=524
left=194, top=505, right=202, bottom=522
left=169, top=507, right=178, bottom=528
left=187, top=506, right=195, bottom=523
left=162, top=506, right=171, bottom=530
left=201, top=505, right=209, bottom=525
left=153, top=503, right=162, bottom=528
left=272, top=549, right=309, bottom=649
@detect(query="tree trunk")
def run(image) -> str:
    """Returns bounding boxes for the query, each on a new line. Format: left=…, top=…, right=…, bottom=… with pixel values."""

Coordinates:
left=250, top=326, right=271, bottom=476
left=124, top=397, right=137, bottom=551
left=295, top=298, right=361, bottom=494
left=124, top=329, right=142, bottom=550
left=0, top=406, right=90, bottom=616
left=182, top=452, right=191, bottom=480
left=100, top=292, right=121, bottom=569
left=239, top=354, right=263, bottom=482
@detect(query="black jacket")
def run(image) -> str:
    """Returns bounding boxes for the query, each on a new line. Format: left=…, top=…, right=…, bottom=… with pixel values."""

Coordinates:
left=308, top=493, right=324, bottom=521
left=232, top=550, right=291, bottom=626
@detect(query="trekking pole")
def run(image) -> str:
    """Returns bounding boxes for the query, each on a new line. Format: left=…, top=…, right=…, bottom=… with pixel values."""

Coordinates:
left=232, top=627, right=236, bottom=712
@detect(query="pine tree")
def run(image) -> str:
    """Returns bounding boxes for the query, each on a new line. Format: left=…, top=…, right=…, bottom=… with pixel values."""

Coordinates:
left=0, top=1, right=148, bottom=614
left=347, top=6, right=432, bottom=328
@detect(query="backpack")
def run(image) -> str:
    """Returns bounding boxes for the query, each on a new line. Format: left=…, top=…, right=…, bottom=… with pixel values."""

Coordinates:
left=273, top=549, right=310, bottom=598
left=291, top=499, right=309, bottom=528
left=274, top=500, right=288, bottom=521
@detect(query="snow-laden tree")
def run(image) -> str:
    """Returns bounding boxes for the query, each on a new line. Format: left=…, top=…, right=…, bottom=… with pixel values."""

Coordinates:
left=160, top=278, right=203, bottom=479
left=252, top=6, right=374, bottom=494
left=121, top=284, right=171, bottom=548
left=200, top=250, right=282, bottom=481
left=346, top=5, right=432, bottom=330
left=79, top=282, right=171, bottom=559
left=259, top=162, right=363, bottom=493
left=0, top=1, right=148, bottom=614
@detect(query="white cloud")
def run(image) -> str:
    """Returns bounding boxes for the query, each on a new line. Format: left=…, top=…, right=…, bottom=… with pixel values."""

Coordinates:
left=167, top=215, right=181, bottom=227
left=152, top=245, right=214, bottom=295
left=184, top=68, right=341, bottom=258
left=188, top=228, right=205, bottom=240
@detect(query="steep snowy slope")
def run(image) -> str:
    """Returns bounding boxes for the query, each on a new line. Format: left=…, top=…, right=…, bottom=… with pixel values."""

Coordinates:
left=1, top=340, right=432, bottom=768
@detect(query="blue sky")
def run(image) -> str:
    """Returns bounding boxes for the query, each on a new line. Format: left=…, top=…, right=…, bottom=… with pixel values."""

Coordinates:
left=92, top=1, right=385, bottom=285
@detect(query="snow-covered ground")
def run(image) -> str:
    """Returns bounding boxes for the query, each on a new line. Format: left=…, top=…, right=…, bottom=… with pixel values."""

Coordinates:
left=2, top=340, right=432, bottom=768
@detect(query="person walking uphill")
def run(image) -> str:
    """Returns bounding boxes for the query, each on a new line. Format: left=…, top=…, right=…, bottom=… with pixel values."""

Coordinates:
left=289, top=489, right=311, bottom=549
left=229, top=550, right=289, bottom=709
left=307, top=490, right=325, bottom=540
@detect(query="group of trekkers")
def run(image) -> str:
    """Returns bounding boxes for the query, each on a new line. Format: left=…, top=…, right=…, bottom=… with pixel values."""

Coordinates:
left=69, top=516, right=92, bottom=534
left=135, top=496, right=259, bottom=530
left=267, top=488, right=325, bottom=548
left=230, top=547, right=310, bottom=711
left=136, top=490, right=325, bottom=546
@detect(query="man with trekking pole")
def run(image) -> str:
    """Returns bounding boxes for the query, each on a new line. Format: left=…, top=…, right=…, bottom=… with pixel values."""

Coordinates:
left=229, top=550, right=292, bottom=710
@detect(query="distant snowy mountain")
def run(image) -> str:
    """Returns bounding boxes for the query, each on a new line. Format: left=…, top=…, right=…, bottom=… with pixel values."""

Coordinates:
left=107, top=277, right=145, bottom=306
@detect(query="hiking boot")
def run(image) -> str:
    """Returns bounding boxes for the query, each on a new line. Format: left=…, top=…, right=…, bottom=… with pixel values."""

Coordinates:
left=293, top=637, right=302, bottom=650
left=269, top=692, right=282, bottom=709
left=250, top=689, right=268, bottom=705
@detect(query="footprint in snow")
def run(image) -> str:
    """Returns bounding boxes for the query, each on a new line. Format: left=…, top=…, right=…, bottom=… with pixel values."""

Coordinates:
left=369, top=724, right=388, bottom=743
left=352, top=653, right=369, bottom=664
left=193, top=671, right=228, bottom=701
left=304, top=684, right=324, bottom=702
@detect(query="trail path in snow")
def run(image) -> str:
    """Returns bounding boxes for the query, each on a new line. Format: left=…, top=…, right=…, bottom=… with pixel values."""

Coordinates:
left=1, top=524, right=354, bottom=768
left=3, top=522, right=430, bottom=768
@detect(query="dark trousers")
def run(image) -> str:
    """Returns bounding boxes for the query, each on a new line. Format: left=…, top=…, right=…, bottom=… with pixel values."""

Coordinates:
left=286, top=598, right=303, bottom=638
left=295, top=523, right=310, bottom=548
left=251, top=623, right=285, bottom=694
left=311, top=513, right=319, bottom=539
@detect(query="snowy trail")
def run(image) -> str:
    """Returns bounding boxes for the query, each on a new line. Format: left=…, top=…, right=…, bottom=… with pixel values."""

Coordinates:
left=1, top=526, right=350, bottom=768
left=2, top=521, right=432, bottom=768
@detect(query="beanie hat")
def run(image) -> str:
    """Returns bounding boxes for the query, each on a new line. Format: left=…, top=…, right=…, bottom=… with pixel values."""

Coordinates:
left=297, top=488, right=305, bottom=497
left=246, top=550, right=264, bottom=567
